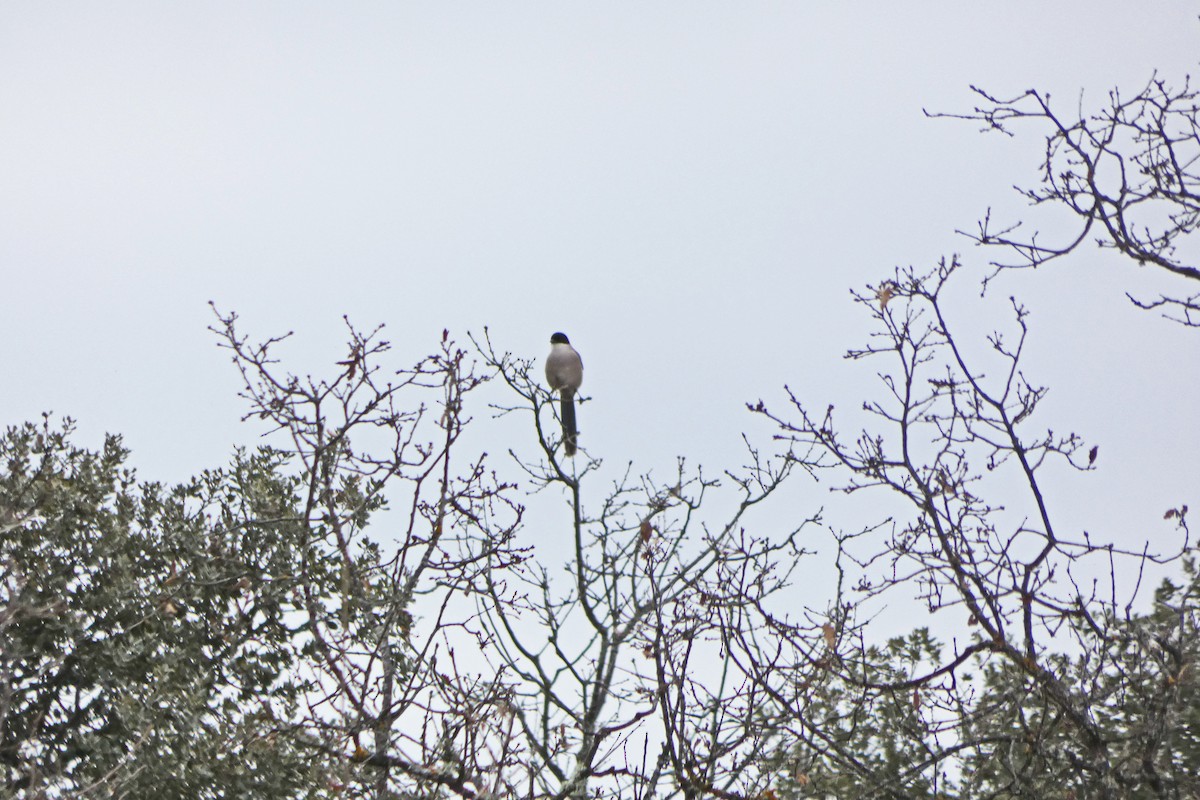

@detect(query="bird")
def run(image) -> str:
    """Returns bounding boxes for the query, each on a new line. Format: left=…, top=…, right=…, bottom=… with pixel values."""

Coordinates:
left=545, top=332, right=584, bottom=456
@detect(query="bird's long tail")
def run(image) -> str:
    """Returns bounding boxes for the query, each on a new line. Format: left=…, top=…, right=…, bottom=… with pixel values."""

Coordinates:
left=561, top=391, right=577, bottom=456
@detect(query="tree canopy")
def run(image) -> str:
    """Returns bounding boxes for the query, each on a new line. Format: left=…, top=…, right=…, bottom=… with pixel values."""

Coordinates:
left=2, top=75, right=1198, bottom=800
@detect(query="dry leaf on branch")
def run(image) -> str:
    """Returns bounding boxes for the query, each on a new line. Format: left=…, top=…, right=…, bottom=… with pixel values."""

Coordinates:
left=822, top=622, right=836, bottom=650
left=876, top=282, right=896, bottom=309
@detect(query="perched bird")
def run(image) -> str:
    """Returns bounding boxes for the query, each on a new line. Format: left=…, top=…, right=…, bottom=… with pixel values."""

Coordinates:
left=545, top=332, right=584, bottom=456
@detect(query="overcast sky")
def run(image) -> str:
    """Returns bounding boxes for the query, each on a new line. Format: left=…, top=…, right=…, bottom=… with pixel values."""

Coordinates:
left=2, top=4, right=1197, bottom=599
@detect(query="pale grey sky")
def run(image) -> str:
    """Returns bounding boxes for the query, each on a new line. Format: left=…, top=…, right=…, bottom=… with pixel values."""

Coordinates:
left=2, top=4, right=1196, bottom=585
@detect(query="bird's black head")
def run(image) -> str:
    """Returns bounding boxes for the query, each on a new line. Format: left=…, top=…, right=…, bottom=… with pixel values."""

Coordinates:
left=550, top=332, right=571, bottom=344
